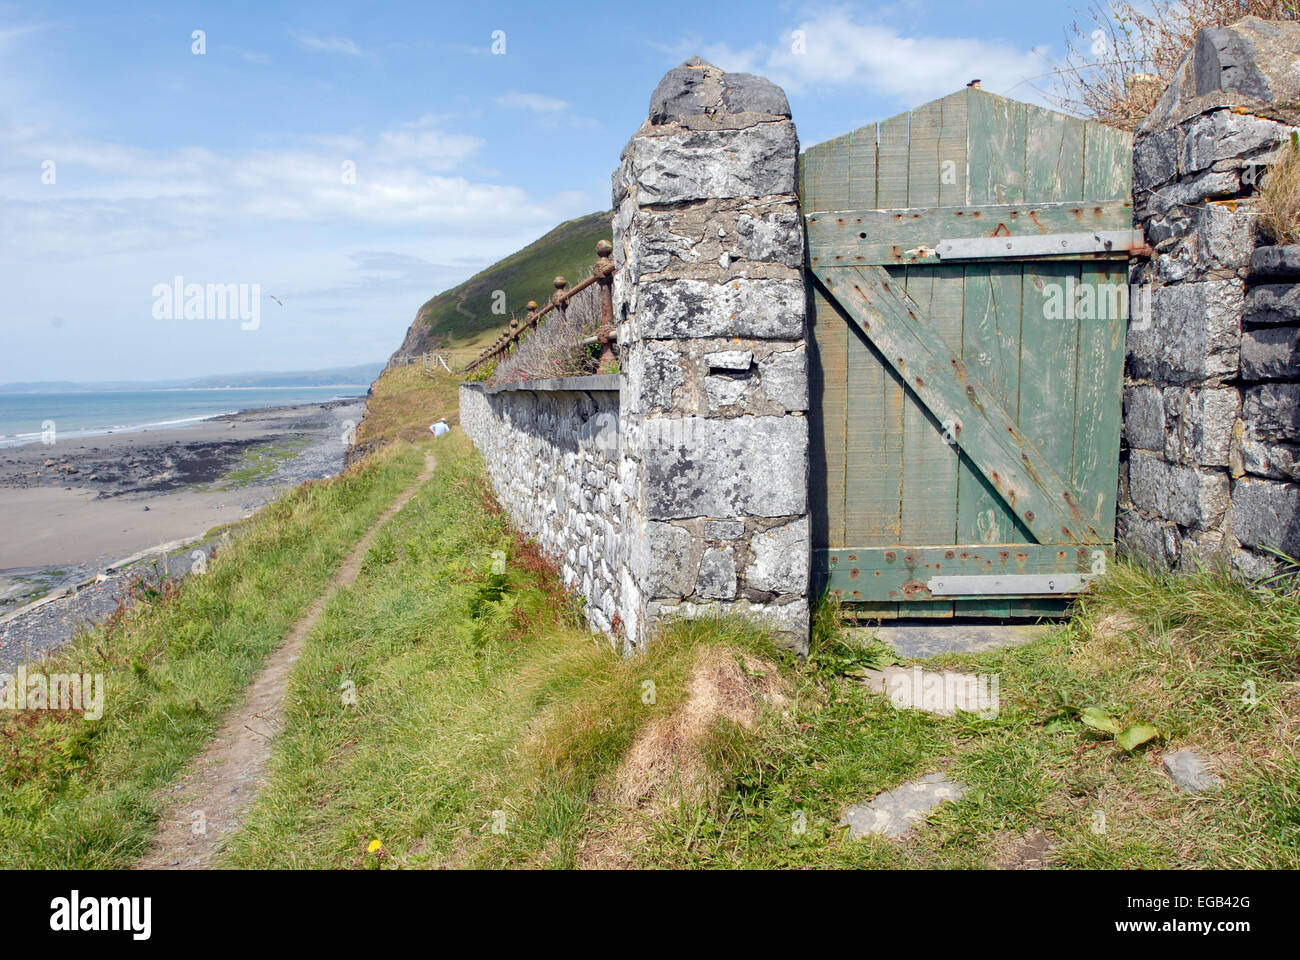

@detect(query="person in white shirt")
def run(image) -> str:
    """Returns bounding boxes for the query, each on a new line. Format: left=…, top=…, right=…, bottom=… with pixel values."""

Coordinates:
left=430, top=419, right=450, bottom=437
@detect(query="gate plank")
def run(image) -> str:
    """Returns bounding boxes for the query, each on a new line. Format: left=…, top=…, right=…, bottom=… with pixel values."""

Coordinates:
left=937, top=89, right=969, bottom=207
left=968, top=91, right=1027, bottom=205
left=877, top=111, right=910, bottom=207
left=815, top=264, right=1103, bottom=545
left=899, top=265, right=961, bottom=618
left=955, top=260, right=1027, bottom=619
left=1071, top=261, right=1128, bottom=540
left=844, top=289, right=905, bottom=547
left=804, top=134, right=851, bottom=211
left=848, top=124, right=878, bottom=209
left=1019, top=261, right=1081, bottom=484
left=1083, top=123, right=1134, bottom=202
left=809, top=287, right=850, bottom=549
left=818, top=543, right=1110, bottom=600
left=901, top=265, right=962, bottom=548
left=1025, top=104, right=1085, bottom=202
left=850, top=105, right=907, bottom=577
left=908, top=99, right=944, bottom=209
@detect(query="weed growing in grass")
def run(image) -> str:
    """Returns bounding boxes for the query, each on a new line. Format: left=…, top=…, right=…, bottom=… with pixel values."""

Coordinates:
left=808, top=592, right=899, bottom=677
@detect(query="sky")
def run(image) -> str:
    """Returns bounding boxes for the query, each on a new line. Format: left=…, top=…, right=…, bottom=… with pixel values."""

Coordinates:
left=0, top=0, right=1089, bottom=383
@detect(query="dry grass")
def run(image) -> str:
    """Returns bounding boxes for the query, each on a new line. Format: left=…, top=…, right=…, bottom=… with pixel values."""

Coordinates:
left=350, top=365, right=460, bottom=456
left=575, top=645, right=791, bottom=868
left=1050, top=1, right=1300, bottom=130
left=1260, top=131, right=1300, bottom=242
left=611, top=648, right=788, bottom=807
left=488, top=285, right=605, bottom=386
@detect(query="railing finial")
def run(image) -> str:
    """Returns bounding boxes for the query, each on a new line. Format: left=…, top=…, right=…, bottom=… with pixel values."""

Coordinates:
left=593, top=239, right=617, bottom=367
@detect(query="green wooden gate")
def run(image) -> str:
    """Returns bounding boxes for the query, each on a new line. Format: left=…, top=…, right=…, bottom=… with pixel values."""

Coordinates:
left=801, top=88, right=1137, bottom=618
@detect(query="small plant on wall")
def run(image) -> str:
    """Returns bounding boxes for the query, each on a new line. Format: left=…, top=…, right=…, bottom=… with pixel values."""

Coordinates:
left=489, top=284, right=605, bottom=386
left=463, top=359, right=496, bottom=383
left=1050, top=0, right=1300, bottom=131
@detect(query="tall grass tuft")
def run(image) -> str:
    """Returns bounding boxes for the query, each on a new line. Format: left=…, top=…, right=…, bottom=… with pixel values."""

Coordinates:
left=1260, top=131, right=1300, bottom=244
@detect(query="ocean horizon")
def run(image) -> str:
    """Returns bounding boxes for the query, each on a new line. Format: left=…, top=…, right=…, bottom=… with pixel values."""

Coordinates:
left=0, top=386, right=367, bottom=448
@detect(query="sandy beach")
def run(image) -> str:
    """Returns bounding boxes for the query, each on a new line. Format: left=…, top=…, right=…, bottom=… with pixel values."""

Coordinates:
left=0, top=399, right=364, bottom=611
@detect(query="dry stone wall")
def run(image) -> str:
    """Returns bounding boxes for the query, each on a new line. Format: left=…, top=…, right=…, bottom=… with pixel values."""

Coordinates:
left=1123, top=17, right=1300, bottom=576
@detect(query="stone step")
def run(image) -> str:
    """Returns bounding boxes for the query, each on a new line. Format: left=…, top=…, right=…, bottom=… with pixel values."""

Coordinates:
left=854, top=664, right=1000, bottom=717
left=840, top=773, right=967, bottom=839
left=1163, top=749, right=1223, bottom=793
left=849, top=622, right=1052, bottom=659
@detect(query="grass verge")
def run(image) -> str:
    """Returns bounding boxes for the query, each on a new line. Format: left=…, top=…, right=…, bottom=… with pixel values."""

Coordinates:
left=4, top=403, right=1295, bottom=868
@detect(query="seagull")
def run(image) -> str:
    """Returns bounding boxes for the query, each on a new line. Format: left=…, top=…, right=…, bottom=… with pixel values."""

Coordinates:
left=268, top=295, right=284, bottom=307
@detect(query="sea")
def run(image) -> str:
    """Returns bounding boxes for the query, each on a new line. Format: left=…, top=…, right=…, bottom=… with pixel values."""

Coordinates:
left=0, top=387, right=367, bottom=448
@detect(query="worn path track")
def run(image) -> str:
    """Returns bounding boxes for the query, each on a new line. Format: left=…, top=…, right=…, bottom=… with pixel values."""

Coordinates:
left=137, top=452, right=437, bottom=869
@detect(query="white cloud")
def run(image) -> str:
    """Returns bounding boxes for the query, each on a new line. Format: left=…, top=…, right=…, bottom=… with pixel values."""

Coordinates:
left=375, top=118, right=484, bottom=169
left=495, top=90, right=598, bottom=128
left=291, top=32, right=363, bottom=56
left=0, top=116, right=566, bottom=259
left=658, top=6, right=1052, bottom=105
left=495, top=91, right=569, bottom=113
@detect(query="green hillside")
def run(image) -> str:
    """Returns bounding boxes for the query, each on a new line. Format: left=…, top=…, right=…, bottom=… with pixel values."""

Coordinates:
left=392, top=210, right=611, bottom=361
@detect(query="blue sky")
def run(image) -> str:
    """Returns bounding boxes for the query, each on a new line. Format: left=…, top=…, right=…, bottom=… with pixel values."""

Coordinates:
left=1, top=0, right=1084, bottom=382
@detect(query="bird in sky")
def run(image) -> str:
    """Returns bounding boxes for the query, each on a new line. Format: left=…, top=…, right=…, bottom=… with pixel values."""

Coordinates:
left=268, top=295, right=284, bottom=307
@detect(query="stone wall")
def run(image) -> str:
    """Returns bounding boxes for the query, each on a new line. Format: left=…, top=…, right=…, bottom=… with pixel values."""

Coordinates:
left=459, top=59, right=811, bottom=654
left=611, top=58, right=811, bottom=651
left=1123, top=17, right=1300, bottom=576
left=459, top=379, right=632, bottom=637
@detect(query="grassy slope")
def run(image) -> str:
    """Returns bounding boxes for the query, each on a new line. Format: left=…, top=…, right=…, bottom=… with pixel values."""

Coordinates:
left=0, top=443, right=427, bottom=867
left=353, top=366, right=462, bottom=455
left=222, top=439, right=1300, bottom=869
left=4, top=361, right=1296, bottom=869
left=401, top=211, right=610, bottom=351
left=223, top=432, right=786, bottom=868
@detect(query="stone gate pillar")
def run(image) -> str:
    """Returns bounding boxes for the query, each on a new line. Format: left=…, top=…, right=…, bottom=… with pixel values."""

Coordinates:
left=611, top=58, right=810, bottom=653
left=1124, top=17, right=1300, bottom=577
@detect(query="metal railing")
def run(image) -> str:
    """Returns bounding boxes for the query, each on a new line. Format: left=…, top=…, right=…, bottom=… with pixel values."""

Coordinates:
left=464, top=239, right=617, bottom=376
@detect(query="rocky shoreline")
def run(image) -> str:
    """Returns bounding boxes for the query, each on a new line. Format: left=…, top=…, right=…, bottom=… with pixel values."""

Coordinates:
left=0, top=398, right=365, bottom=667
